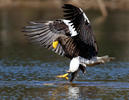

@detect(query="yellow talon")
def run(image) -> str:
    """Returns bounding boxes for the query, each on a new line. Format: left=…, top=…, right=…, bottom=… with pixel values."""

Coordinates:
left=52, top=41, right=58, bottom=49
left=56, top=73, right=69, bottom=80
left=65, top=76, right=69, bottom=80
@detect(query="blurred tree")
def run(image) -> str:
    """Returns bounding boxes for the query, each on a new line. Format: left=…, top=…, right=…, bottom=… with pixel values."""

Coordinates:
left=97, top=0, right=107, bottom=16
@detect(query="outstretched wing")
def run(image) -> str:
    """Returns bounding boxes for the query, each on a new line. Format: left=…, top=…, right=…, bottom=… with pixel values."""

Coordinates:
left=23, top=20, right=71, bottom=56
left=63, top=4, right=98, bottom=57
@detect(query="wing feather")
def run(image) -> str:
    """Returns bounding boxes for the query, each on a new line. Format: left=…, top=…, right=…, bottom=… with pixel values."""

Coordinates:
left=63, top=4, right=98, bottom=58
left=23, top=4, right=98, bottom=59
left=23, top=20, right=70, bottom=56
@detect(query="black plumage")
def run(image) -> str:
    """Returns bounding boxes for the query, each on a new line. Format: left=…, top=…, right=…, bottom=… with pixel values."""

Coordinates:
left=23, top=4, right=98, bottom=81
left=63, top=4, right=98, bottom=59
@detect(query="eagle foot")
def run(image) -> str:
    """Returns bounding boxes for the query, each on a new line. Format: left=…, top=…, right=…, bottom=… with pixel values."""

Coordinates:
left=56, top=73, right=69, bottom=80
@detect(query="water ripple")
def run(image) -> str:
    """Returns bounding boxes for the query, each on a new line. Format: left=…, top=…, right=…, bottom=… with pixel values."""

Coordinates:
left=0, top=59, right=129, bottom=82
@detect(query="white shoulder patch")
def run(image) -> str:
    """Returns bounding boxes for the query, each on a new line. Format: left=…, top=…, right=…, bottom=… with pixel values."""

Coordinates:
left=79, top=8, right=90, bottom=24
left=63, top=20, right=78, bottom=37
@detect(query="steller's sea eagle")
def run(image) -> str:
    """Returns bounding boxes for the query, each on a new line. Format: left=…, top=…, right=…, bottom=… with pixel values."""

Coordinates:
left=23, top=4, right=113, bottom=82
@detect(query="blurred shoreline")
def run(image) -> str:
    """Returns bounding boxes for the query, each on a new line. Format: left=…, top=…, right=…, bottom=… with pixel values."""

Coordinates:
left=0, top=0, right=129, bottom=10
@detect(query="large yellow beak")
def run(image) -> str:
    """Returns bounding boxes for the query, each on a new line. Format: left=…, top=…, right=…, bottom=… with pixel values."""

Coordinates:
left=52, top=41, right=58, bottom=49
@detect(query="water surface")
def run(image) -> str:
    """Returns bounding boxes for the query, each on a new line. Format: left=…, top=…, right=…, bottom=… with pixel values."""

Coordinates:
left=0, top=7, right=129, bottom=99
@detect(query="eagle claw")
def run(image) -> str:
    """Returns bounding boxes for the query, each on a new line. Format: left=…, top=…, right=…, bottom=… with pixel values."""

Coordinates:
left=56, top=73, right=69, bottom=80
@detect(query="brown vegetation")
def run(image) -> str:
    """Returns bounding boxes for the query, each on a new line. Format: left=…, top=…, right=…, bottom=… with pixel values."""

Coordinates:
left=0, top=0, right=129, bottom=10
left=0, top=0, right=129, bottom=17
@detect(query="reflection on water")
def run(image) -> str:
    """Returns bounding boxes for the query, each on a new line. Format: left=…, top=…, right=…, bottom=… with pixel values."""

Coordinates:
left=0, top=7, right=129, bottom=99
left=68, top=86, right=79, bottom=99
left=0, top=81, right=129, bottom=99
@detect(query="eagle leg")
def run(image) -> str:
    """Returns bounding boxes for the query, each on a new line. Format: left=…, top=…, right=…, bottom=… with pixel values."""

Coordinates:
left=56, top=73, right=69, bottom=80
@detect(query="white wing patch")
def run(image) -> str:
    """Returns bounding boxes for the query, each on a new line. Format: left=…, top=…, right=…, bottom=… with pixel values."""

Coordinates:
left=69, top=57, right=80, bottom=72
left=63, top=20, right=78, bottom=37
left=79, top=8, right=90, bottom=23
